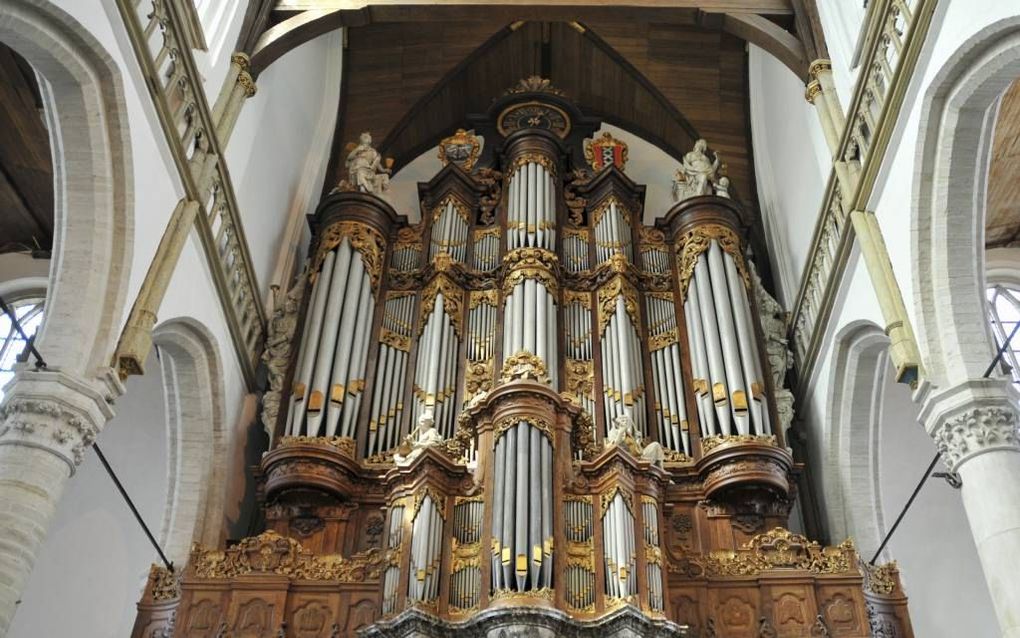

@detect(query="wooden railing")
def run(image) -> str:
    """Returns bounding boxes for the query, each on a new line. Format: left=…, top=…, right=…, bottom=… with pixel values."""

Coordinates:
left=115, top=0, right=265, bottom=385
left=789, top=0, right=938, bottom=395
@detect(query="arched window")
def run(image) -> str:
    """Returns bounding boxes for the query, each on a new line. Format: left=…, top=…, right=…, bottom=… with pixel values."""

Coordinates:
left=986, top=283, right=1020, bottom=384
left=0, top=295, right=45, bottom=398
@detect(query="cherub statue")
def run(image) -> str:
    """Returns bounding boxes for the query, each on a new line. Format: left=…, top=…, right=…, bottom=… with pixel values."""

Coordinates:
left=672, top=138, right=724, bottom=202
left=343, top=132, right=392, bottom=195
left=394, top=409, right=443, bottom=465
left=606, top=413, right=638, bottom=448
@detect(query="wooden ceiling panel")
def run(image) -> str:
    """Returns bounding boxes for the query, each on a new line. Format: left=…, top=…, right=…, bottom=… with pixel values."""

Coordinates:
left=0, top=42, right=53, bottom=254
left=326, top=18, right=757, bottom=212
left=987, top=79, right=1020, bottom=249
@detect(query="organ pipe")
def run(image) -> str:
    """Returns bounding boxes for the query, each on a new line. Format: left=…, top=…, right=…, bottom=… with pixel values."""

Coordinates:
left=677, top=222, right=772, bottom=439
left=288, top=221, right=384, bottom=438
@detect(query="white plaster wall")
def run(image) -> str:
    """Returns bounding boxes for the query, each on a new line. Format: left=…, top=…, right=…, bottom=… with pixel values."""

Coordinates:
left=226, top=29, right=343, bottom=292
left=748, top=45, right=830, bottom=307
left=9, top=354, right=168, bottom=638
left=875, top=360, right=997, bottom=637
left=792, top=3, right=1020, bottom=630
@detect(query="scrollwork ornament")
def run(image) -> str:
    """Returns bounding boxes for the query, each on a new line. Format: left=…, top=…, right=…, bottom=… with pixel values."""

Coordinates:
left=675, top=224, right=749, bottom=299
left=311, top=221, right=386, bottom=292
left=932, top=405, right=1020, bottom=470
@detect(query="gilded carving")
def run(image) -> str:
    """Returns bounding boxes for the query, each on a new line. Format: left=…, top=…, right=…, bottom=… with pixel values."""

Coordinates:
left=584, top=131, right=629, bottom=172
left=676, top=528, right=857, bottom=577
left=311, top=221, right=386, bottom=292
left=419, top=274, right=465, bottom=338
left=505, top=76, right=566, bottom=96
left=464, top=359, right=494, bottom=397
left=675, top=224, right=749, bottom=299
left=437, top=129, right=482, bottom=171
left=565, top=359, right=594, bottom=399
left=277, top=435, right=356, bottom=457
left=148, top=564, right=181, bottom=602
left=597, top=275, right=640, bottom=335
left=493, top=414, right=552, bottom=441
left=860, top=559, right=899, bottom=596
left=591, top=196, right=632, bottom=227
left=469, top=289, right=499, bottom=309
left=500, top=351, right=550, bottom=384
left=701, top=434, right=778, bottom=453
left=189, top=531, right=388, bottom=582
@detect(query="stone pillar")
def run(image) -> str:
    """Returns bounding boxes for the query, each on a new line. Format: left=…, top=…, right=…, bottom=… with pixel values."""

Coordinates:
left=0, top=368, right=119, bottom=635
left=920, top=378, right=1020, bottom=638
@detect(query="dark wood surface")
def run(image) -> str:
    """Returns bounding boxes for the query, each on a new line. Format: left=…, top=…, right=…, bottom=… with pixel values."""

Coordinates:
left=325, top=19, right=759, bottom=216
left=0, top=43, right=53, bottom=255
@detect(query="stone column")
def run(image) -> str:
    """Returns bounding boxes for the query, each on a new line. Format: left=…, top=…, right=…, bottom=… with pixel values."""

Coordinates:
left=920, top=378, right=1020, bottom=638
left=0, top=368, right=119, bottom=635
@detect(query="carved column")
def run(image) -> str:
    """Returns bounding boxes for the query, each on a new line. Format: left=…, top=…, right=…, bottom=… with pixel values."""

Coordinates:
left=212, top=52, right=258, bottom=148
left=920, top=378, right=1020, bottom=638
left=0, top=369, right=120, bottom=635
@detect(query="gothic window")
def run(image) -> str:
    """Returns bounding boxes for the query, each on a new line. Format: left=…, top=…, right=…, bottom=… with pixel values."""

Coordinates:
left=986, top=284, right=1020, bottom=384
left=0, top=296, right=44, bottom=399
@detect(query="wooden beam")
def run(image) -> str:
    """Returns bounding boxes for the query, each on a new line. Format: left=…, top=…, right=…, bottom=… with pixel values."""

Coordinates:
left=253, top=0, right=794, bottom=73
left=721, top=12, right=806, bottom=78
left=274, top=0, right=793, bottom=13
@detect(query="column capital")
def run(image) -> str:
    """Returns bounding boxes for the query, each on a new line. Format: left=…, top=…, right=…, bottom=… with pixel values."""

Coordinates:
left=0, top=367, right=121, bottom=472
left=919, top=378, right=1020, bottom=471
left=808, top=58, right=833, bottom=79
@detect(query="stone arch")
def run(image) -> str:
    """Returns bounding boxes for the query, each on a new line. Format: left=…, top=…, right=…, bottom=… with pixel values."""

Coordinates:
left=823, top=320, right=889, bottom=558
left=152, top=318, right=227, bottom=563
left=912, top=17, right=1020, bottom=387
left=0, top=0, right=133, bottom=377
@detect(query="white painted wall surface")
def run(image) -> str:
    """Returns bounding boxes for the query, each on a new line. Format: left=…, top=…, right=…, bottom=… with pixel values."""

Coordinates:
left=227, top=30, right=343, bottom=292
left=748, top=45, right=830, bottom=307
left=9, top=355, right=167, bottom=638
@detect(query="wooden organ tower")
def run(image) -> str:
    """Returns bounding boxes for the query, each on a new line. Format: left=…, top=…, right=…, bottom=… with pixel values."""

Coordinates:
left=133, top=80, right=915, bottom=638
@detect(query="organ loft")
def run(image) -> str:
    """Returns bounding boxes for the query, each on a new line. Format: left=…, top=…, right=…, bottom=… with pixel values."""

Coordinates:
left=132, top=79, right=914, bottom=637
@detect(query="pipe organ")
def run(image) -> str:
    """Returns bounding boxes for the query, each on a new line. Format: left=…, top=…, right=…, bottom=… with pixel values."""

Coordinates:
left=135, top=81, right=915, bottom=638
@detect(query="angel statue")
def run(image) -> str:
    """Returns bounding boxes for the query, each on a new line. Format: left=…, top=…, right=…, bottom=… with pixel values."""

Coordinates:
left=672, top=138, right=727, bottom=203
left=341, top=132, right=392, bottom=195
left=394, top=409, right=443, bottom=465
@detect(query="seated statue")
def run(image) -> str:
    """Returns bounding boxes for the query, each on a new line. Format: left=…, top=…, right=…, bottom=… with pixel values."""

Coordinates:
left=605, top=414, right=665, bottom=467
left=342, top=131, right=392, bottom=195
left=394, top=410, right=443, bottom=465
left=672, top=138, right=724, bottom=203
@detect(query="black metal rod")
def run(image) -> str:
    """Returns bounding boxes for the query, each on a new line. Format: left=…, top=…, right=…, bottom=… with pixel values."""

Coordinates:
left=0, top=296, right=46, bottom=368
left=869, top=316, right=1020, bottom=565
left=93, top=443, right=173, bottom=572
left=869, top=453, right=940, bottom=564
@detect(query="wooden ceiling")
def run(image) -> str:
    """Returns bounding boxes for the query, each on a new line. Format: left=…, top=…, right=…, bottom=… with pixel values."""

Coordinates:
left=0, top=42, right=52, bottom=256
left=324, top=17, right=758, bottom=209
left=987, top=79, right=1020, bottom=249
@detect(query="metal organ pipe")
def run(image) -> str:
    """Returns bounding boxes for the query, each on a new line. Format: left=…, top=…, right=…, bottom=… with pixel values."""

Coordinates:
left=289, top=234, right=379, bottom=438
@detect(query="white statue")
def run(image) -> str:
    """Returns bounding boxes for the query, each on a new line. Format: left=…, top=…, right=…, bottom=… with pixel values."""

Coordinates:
left=605, top=414, right=666, bottom=467
left=260, top=272, right=306, bottom=438
left=749, top=261, right=796, bottom=442
left=344, top=132, right=391, bottom=195
left=606, top=414, right=638, bottom=448
left=672, top=138, right=725, bottom=203
left=394, top=410, right=443, bottom=465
